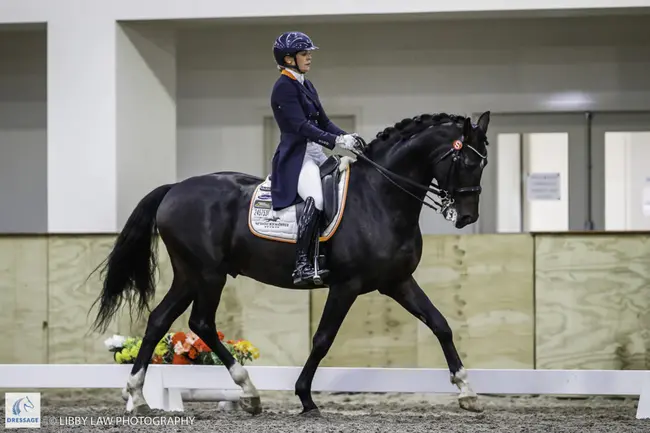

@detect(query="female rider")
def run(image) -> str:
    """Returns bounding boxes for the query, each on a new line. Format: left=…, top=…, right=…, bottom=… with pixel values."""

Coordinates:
left=270, top=31, right=358, bottom=286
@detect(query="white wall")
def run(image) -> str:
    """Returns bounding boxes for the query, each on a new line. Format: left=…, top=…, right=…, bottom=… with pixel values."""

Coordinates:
left=0, top=28, right=47, bottom=233
left=2, top=14, right=650, bottom=234
left=176, top=14, right=650, bottom=234
left=116, top=23, right=177, bottom=228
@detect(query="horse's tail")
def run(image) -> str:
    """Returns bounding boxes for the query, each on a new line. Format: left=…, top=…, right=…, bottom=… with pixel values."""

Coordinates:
left=89, top=183, right=175, bottom=334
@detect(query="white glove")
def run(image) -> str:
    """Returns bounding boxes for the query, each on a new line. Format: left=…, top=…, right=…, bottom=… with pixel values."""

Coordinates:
left=335, top=134, right=358, bottom=151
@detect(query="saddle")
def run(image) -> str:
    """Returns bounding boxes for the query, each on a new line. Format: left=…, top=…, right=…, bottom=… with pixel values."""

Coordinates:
left=248, top=154, right=351, bottom=244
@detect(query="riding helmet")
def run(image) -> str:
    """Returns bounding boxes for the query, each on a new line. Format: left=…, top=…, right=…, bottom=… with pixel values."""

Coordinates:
left=272, top=31, right=319, bottom=69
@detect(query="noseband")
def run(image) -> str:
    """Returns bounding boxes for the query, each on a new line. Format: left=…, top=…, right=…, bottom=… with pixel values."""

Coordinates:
left=350, top=133, right=487, bottom=223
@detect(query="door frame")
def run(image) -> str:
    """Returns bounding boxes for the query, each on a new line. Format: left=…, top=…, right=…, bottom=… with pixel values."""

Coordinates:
left=474, top=110, right=650, bottom=233
left=589, top=111, right=650, bottom=231
left=474, top=112, right=590, bottom=233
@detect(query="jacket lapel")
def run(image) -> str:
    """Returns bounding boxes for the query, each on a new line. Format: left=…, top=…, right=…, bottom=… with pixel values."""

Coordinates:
left=299, top=80, right=321, bottom=107
left=280, top=70, right=322, bottom=109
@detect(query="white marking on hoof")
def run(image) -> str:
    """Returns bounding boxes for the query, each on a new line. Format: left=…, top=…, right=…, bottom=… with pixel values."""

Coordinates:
left=229, top=363, right=262, bottom=415
left=126, top=369, right=147, bottom=412
left=451, top=367, right=484, bottom=413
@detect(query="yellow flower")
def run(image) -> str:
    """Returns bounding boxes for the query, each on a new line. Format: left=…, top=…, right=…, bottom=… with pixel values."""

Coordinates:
left=154, top=341, right=168, bottom=357
left=235, top=340, right=252, bottom=352
left=127, top=340, right=141, bottom=359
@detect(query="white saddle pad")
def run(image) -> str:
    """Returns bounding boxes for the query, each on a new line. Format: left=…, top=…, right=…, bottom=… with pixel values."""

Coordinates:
left=248, top=165, right=351, bottom=243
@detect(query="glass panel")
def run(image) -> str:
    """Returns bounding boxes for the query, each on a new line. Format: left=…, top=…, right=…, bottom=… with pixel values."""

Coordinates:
left=604, top=131, right=650, bottom=230
left=523, top=132, right=569, bottom=232
left=496, top=133, right=522, bottom=232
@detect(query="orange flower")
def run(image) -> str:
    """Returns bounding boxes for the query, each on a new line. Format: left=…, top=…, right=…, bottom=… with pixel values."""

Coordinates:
left=188, top=346, right=199, bottom=360
left=194, top=339, right=210, bottom=352
left=172, top=354, right=191, bottom=365
left=226, top=340, right=235, bottom=345
left=171, top=332, right=186, bottom=347
left=218, top=330, right=224, bottom=341
left=152, top=355, right=163, bottom=364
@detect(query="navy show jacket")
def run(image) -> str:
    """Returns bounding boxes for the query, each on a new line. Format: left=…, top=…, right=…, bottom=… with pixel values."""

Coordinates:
left=269, top=71, right=347, bottom=210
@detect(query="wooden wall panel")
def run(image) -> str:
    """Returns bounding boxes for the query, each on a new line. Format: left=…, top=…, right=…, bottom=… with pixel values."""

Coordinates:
left=47, top=235, right=120, bottom=364
left=414, top=234, right=535, bottom=369
left=310, top=289, right=418, bottom=367
left=0, top=237, right=48, bottom=363
left=535, top=234, right=650, bottom=370
left=236, top=278, right=311, bottom=366
left=4, top=232, right=649, bottom=371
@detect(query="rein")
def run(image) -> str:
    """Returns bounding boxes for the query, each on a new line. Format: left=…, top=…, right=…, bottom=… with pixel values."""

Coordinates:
left=350, top=134, right=487, bottom=222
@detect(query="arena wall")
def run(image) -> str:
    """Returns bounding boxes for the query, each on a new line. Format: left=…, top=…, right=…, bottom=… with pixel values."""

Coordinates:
left=3, top=14, right=650, bottom=234
left=1, top=232, right=648, bottom=370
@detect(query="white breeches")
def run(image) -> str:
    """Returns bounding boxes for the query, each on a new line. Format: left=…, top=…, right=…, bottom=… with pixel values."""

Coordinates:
left=297, top=145, right=325, bottom=210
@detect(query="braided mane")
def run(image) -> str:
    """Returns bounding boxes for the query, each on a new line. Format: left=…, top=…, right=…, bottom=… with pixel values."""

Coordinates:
left=367, top=113, right=468, bottom=149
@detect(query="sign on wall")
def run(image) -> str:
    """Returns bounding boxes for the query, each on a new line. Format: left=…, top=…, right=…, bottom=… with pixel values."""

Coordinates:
left=526, top=172, right=561, bottom=201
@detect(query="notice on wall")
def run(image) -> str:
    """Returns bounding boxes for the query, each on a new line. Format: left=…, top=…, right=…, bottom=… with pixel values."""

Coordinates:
left=643, top=177, right=650, bottom=217
left=526, top=172, right=561, bottom=201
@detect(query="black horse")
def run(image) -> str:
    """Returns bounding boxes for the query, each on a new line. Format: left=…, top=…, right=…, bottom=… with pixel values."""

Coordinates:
left=90, top=111, right=491, bottom=416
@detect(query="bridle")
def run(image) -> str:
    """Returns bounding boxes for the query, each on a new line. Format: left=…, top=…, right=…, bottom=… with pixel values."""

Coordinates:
left=349, top=132, right=488, bottom=223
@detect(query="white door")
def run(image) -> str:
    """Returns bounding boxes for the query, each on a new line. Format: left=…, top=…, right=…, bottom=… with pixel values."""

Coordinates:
left=479, top=113, right=589, bottom=233
left=590, top=112, right=650, bottom=231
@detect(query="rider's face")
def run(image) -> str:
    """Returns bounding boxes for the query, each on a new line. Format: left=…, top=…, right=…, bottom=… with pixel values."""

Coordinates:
left=286, top=51, right=312, bottom=73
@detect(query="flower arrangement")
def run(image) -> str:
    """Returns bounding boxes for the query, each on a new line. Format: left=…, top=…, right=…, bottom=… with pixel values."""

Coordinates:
left=104, top=330, right=260, bottom=366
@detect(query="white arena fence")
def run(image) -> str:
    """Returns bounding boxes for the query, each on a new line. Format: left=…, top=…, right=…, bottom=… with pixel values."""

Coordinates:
left=1, top=365, right=649, bottom=419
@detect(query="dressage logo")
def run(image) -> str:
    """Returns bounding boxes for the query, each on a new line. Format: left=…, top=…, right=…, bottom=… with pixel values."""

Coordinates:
left=5, top=392, right=41, bottom=428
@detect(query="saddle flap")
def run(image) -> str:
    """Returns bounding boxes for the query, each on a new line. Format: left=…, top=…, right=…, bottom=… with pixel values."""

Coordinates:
left=319, top=155, right=341, bottom=179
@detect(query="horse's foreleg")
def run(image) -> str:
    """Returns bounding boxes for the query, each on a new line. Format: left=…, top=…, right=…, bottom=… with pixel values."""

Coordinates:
left=295, top=286, right=358, bottom=415
left=379, top=276, right=483, bottom=413
left=187, top=271, right=262, bottom=415
left=126, top=277, right=193, bottom=412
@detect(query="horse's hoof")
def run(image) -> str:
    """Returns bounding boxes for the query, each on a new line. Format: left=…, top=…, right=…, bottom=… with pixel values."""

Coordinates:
left=458, top=394, right=484, bottom=413
left=239, top=396, right=262, bottom=415
left=300, top=408, right=321, bottom=417
left=127, top=402, right=150, bottom=415
left=218, top=401, right=240, bottom=412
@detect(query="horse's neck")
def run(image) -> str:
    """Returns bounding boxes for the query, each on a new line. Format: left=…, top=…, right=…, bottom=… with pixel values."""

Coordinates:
left=358, top=141, right=438, bottom=227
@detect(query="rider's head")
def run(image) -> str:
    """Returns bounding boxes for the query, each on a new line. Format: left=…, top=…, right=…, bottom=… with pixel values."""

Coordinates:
left=444, top=112, right=490, bottom=229
left=273, top=31, right=318, bottom=74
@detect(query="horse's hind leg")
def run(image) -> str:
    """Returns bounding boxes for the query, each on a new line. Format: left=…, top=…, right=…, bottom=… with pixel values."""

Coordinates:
left=125, top=276, right=193, bottom=412
left=379, top=275, right=483, bottom=413
left=187, top=269, right=262, bottom=415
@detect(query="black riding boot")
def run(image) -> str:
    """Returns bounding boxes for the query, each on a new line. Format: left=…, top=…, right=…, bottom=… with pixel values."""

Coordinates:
left=292, top=197, right=321, bottom=286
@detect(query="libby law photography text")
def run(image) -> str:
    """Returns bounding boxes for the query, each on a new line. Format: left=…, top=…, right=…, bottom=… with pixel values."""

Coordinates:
left=52, top=415, right=196, bottom=426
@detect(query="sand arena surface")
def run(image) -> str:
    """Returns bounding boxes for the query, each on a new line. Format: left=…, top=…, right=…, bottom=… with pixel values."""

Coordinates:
left=26, top=389, right=650, bottom=433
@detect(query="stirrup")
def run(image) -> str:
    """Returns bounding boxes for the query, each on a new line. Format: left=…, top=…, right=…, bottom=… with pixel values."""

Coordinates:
left=310, top=232, right=328, bottom=285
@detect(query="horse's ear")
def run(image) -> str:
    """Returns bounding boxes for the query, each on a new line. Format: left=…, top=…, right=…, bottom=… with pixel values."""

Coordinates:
left=477, top=111, right=490, bottom=133
left=462, top=117, right=472, bottom=139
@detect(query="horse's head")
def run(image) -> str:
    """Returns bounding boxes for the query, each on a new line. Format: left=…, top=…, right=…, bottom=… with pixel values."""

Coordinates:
left=431, top=111, right=490, bottom=229
left=356, top=111, right=490, bottom=229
